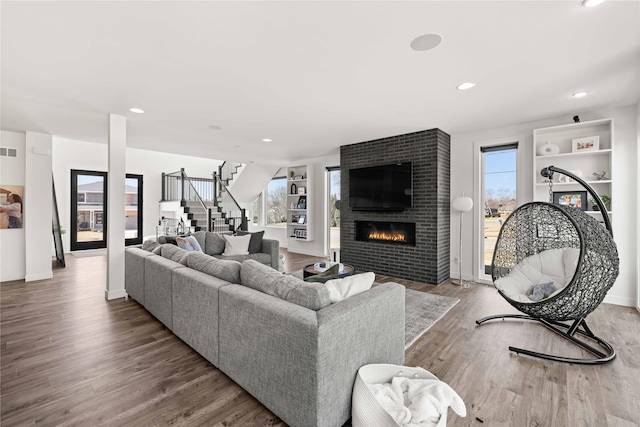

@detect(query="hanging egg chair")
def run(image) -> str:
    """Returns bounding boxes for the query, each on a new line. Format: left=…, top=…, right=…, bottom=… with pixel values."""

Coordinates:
left=476, top=166, right=619, bottom=364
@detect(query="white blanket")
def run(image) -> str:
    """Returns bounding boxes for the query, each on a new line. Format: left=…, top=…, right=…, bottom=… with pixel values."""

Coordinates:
left=369, top=376, right=466, bottom=427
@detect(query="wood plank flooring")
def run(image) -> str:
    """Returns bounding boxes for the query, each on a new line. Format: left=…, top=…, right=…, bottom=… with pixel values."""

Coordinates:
left=1, top=250, right=639, bottom=426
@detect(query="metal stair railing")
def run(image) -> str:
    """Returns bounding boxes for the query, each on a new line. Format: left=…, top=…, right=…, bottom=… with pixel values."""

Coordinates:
left=213, top=170, right=247, bottom=232
left=218, top=161, right=243, bottom=186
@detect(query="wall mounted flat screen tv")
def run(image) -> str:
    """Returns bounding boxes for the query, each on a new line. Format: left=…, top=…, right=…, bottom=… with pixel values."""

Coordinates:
left=349, top=162, right=413, bottom=211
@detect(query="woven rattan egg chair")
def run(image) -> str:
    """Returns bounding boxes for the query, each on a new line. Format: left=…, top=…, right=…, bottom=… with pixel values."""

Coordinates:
left=476, top=166, right=619, bottom=364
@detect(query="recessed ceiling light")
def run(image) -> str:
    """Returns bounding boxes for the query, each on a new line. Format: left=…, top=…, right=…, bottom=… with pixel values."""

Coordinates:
left=262, top=138, right=272, bottom=142
left=582, top=0, right=604, bottom=7
left=456, top=82, right=476, bottom=90
left=410, top=33, right=443, bottom=51
left=129, top=107, right=144, bottom=114
left=573, top=91, right=589, bottom=98
left=208, top=125, right=223, bottom=131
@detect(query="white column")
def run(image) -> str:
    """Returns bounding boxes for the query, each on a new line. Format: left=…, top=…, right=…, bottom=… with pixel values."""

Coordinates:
left=106, top=114, right=127, bottom=300
left=25, top=132, right=53, bottom=281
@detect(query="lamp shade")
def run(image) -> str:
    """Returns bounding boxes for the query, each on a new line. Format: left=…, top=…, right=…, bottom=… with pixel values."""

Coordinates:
left=452, top=196, right=473, bottom=212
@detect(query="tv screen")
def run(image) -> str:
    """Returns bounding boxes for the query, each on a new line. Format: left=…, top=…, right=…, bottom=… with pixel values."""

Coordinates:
left=349, top=162, right=413, bottom=211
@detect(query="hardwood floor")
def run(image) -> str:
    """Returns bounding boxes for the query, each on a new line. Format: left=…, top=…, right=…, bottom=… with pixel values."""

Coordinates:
left=1, top=250, right=638, bottom=426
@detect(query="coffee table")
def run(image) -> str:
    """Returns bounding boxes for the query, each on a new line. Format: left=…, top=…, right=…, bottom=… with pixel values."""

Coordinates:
left=303, top=263, right=355, bottom=279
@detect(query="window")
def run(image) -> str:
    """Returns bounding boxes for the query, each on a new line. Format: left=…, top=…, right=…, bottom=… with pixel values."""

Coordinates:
left=481, top=144, right=517, bottom=277
left=266, top=177, right=287, bottom=226
left=327, top=167, right=341, bottom=253
left=125, top=174, right=143, bottom=246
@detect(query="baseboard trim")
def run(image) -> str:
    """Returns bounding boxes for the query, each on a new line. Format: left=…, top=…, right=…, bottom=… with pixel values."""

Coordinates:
left=1, top=272, right=26, bottom=282
left=105, top=289, right=127, bottom=300
left=25, top=271, right=53, bottom=282
left=603, top=294, right=636, bottom=307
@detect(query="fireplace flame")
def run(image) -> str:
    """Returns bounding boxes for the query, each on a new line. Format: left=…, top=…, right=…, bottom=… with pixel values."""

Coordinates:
left=368, top=231, right=406, bottom=242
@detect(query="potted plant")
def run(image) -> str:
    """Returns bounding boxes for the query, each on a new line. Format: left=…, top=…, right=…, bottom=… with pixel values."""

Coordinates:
left=590, top=195, right=610, bottom=211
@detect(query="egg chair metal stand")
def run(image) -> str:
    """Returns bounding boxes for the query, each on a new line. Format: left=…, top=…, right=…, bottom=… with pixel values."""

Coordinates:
left=476, top=166, right=619, bottom=364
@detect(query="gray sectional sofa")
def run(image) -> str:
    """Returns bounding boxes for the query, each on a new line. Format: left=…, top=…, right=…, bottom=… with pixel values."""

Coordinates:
left=125, top=243, right=405, bottom=427
left=158, top=230, right=280, bottom=270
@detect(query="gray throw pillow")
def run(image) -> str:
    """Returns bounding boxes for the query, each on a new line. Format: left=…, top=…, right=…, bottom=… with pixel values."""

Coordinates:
left=240, top=259, right=331, bottom=310
left=142, top=239, right=161, bottom=252
left=192, top=231, right=207, bottom=253
left=158, top=235, right=179, bottom=246
left=204, top=232, right=226, bottom=255
left=236, top=230, right=265, bottom=254
left=187, top=252, right=241, bottom=283
left=161, top=244, right=189, bottom=264
left=304, top=264, right=340, bottom=283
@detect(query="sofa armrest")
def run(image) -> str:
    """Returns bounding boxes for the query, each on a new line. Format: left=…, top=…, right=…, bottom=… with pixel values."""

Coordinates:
left=124, top=247, right=154, bottom=305
left=218, top=281, right=405, bottom=427
left=315, top=282, right=405, bottom=427
left=260, top=238, right=280, bottom=269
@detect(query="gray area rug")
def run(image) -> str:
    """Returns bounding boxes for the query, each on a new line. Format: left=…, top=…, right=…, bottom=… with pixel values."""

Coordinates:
left=289, top=271, right=458, bottom=349
left=404, top=289, right=459, bottom=349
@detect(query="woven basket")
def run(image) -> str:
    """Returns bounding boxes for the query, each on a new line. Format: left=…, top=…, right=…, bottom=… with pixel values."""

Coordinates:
left=351, top=364, right=448, bottom=427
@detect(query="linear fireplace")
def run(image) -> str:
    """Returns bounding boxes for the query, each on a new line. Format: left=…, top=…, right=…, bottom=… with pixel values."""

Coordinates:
left=355, top=221, right=416, bottom=246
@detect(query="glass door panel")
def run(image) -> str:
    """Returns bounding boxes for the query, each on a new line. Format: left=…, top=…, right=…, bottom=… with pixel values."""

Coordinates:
left=71, top=170, right=107, bottom=251
left=125, top=174, right=143, bottom=246
left=327, top=167, right=341, bottom=258
left=482, top=147, right=517, bottom=276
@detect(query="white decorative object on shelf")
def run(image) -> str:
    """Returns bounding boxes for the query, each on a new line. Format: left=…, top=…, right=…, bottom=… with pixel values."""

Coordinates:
left=537, top=141, right=560, bottom=156
left=572, top=136, right=599, bottom=153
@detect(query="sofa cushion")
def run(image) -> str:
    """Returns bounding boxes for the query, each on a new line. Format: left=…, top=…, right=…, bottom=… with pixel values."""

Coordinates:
left=187, top=251, right=241, bottom=284
left=161, top=244, right=190, bottom=265
left=236, top=230, right=265, bottom=254
left=205, top=232, right=226, bottom=256
left=240, top=259, right=331, bottom=310
left=142, top=239, right=161, bottom=252
left=222, top=234, right=251, bottom=256
left=214, top=252, right=271, bottom=267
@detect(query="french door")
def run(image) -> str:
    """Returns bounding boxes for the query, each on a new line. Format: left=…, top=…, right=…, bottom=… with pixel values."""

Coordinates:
left=71, top=170, right=144, bottom=251
left=71, top=170, right=107, bottom=251
left=477, top=143, right=518, bottom=282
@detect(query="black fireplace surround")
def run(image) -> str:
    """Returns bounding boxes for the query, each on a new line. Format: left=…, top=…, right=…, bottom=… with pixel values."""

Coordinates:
left=355, top=221, right=416, bottom=246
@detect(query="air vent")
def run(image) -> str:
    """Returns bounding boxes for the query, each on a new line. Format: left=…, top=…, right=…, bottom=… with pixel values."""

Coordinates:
left=0, top=147, right=17, bottom=157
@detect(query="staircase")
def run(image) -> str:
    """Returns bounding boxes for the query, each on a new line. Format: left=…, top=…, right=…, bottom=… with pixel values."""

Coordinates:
left=161, top=167, right=247, bottom=234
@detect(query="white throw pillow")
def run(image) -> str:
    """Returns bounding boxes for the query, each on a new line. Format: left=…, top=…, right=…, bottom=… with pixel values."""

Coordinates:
left=222, top=234, right=251, bottom=256
left=324, top=272, right=375, bottom=303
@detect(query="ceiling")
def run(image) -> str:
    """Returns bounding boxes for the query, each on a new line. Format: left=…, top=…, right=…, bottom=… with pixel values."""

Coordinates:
left=2, top=1, right=639, bottom=165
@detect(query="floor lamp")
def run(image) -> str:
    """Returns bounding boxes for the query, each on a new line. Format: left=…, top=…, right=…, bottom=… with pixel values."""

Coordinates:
left=452, top=196, right=473, bottom=287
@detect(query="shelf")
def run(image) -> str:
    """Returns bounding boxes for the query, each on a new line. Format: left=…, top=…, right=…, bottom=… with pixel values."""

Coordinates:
left=535, top=148, right=611, bottom=161
left=533, top=118, right=614, bottom=227
left=287, top=164, right=313, bottom=241
left=536, top=180, right=612, bottom=186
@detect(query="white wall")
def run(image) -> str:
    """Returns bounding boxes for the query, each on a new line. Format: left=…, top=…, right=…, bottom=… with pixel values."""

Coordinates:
left=450, top=104, right=638, bottom=307
left=52, top=137, right=224, bottom=252
left=0, top=131, right=26, bottom=281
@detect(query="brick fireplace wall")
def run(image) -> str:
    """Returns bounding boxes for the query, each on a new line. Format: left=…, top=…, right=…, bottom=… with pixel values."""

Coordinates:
left=340, top=128, right=450, bottom=285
